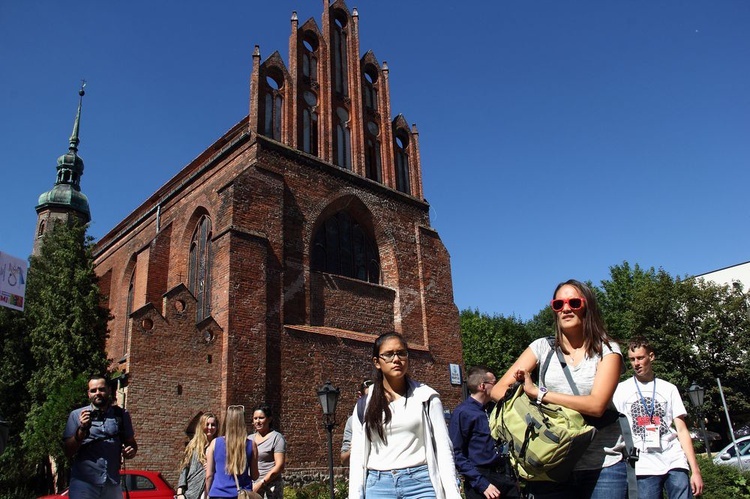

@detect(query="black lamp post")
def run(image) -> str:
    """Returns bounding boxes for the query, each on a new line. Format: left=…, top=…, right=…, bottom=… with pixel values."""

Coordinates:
left=317, top=381, right=340, bottom=499
left=687, top=382, right=711, bottom=458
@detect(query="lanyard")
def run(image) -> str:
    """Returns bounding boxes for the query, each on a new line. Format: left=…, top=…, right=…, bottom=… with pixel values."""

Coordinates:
left=634, top=377, right=656, bottom=423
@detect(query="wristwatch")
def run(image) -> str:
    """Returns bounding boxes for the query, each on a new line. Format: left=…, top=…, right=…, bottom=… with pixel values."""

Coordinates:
left=536, top=386, right=548, bottom=405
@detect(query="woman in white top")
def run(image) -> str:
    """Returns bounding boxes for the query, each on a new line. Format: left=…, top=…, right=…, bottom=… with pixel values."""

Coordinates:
left=490, top=279, right=626, bottom=499
left=348, top=332, right=461, bottom=499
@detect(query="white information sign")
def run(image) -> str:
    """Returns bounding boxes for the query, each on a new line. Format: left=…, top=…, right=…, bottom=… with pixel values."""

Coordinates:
left=449, top=363, right=462, bottom=386
left=0, top=251, right=27, bottom=311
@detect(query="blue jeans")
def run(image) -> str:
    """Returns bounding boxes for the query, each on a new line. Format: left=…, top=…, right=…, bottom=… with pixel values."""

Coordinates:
left=69, top=478, right=121, bottom=499
left=637, top=469, right=692, bottom=499
left=365, top=464, right=436, bottom=498
left=525, top=461, right=628, bottom=499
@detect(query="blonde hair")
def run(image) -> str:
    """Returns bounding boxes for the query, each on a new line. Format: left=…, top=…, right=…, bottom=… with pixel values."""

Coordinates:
left=223, top=406, right=248, bottom=475
left=179, top=412, right=218, bottom=470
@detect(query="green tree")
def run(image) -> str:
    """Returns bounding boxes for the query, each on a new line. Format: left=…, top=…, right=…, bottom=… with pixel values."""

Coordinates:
left=0, top=220, right=110, bottom=494
left=459, top=309, right=531, bottom=378
left=0, top=306, right=32, bottom=492
left=599, top=262, right=750, bottom=431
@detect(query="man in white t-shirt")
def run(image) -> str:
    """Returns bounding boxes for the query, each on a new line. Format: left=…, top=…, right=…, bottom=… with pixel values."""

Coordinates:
left=613, top=336, right=704, bottom=498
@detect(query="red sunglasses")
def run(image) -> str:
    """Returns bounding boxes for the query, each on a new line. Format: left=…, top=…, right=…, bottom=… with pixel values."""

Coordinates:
left=550, top=297, right=586, bottom=312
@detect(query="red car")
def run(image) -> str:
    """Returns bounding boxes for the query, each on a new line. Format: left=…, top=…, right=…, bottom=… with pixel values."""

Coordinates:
left=38, top=469, right=176, bottom=499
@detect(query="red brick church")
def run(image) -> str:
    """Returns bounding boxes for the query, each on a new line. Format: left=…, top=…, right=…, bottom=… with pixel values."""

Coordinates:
left=38, top=0, right=463, bottom=482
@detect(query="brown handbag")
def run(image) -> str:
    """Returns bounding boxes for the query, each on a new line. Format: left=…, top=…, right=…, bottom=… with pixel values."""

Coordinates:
left=232, top=473, right=262, bottom=499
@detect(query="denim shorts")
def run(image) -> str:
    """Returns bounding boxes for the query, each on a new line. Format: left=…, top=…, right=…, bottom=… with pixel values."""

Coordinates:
left=365, top=464, right=436, bottom=498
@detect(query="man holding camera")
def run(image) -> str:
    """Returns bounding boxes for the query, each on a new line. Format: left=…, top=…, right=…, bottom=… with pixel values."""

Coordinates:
left=64, top=375, right=138, bottom=499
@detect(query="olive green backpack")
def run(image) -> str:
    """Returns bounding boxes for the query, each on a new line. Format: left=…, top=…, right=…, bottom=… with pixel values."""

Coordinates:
left=489, top=345, right=596, bottom=482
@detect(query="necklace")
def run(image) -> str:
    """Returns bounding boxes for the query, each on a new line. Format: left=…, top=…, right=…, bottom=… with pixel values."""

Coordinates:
left=567, top=346, right=583, bottom=363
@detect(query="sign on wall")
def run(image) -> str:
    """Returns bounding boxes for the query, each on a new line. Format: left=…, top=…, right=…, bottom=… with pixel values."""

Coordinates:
left=0, top=251, right=27, bottom=311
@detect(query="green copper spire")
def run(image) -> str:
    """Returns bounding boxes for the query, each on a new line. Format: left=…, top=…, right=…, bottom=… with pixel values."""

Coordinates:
left=36, top=82, right=91, bottom=222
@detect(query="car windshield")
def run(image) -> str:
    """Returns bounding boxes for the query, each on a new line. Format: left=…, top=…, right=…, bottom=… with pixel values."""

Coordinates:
left=724, top=440, right=750, bottom=457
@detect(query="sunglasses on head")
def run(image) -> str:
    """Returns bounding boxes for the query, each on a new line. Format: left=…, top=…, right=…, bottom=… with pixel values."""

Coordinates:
left=550, top=297, right=586, bottom=312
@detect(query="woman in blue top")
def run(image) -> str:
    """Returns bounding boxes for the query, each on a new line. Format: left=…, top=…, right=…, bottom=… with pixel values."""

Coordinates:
left=206, top=405, right=260, bottom=498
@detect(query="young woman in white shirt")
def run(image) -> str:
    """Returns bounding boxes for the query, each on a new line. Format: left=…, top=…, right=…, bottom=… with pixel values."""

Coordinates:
left=348, top=332, right=461, bottom=499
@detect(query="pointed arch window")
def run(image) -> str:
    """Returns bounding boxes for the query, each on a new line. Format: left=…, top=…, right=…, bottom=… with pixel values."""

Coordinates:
left=334, top=107, right=351, bottom=169
left=125, top=268, right=135, bottom=352
left=302, top=35, right=319, bottom=84
left=332, top=13, right=349, bottom=97
left=365, top=121, right=382, bottom=182
left=312, top=211, right=379, bottom=284
left=395, top=132, right=411, bottom=194
left=302, top=91, right=318, bottom=155
left=188, top=215, right=212, bottom=321
left=262, top=74, right=284, bottom=141
left=363, top=66, right=379, bottom=112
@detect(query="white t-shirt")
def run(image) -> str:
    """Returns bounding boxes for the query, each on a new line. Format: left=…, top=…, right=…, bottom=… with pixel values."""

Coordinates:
left=366, top=396, right=427, bottom=470
left=613, top=377, right=689, bottom=475
left=530, top=337, right=625, bottom=471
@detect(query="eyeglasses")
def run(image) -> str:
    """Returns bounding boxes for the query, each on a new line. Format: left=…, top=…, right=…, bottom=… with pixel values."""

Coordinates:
left=550, top=297, right=586, bottom=312
left=483, top=379, right=496, bottom=385
left=228, top=405, right=245, bottom=412
left=378, top=350, right=409, bottom=362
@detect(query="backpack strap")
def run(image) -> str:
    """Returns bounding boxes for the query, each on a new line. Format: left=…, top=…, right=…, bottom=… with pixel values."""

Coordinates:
left=356, top=395, right=367, bottom=424
left=618, top=413, right=639, bottom=499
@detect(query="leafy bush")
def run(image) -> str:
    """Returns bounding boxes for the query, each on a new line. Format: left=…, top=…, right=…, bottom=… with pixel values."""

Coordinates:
left=698, top=455, right=750, bottom=498
left=284, top=478, right=348, bottom=499
left=0, top=486, right=35, bottom=499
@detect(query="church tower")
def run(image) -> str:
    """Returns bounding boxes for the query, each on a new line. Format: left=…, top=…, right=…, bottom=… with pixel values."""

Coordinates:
left=34, top=84, right=91, bottom=255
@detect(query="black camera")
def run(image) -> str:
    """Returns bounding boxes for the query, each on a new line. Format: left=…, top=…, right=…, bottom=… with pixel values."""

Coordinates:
left=90, top=408, right=104, bottom=422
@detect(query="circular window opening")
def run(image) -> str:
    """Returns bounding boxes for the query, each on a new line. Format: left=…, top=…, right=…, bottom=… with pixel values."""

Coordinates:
left=303, top=90, right=317, bottom=106
left=364, top=66, right=378, bottom=84
left=265, top=75, right=281, bottom=90
left=303, top=34, right=318, bottom=52
left=141, top=318, right=154, bottom=331
left=174, top=300, right=186, bottom=313
left=333, top=9, right=348, bottom=29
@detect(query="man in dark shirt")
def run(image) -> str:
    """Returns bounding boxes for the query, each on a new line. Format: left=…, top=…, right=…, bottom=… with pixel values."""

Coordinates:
left=449, top=366, right=519, bottom=499
left=63, top=375, right=137, bottom=499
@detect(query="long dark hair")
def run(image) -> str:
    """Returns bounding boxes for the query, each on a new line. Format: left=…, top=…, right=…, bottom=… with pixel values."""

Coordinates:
left=364, top=332, right=410, bottom=442
left=553, top=279, right=614, bottom=358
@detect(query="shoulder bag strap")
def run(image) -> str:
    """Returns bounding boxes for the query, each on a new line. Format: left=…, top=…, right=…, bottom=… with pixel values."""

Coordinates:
left=539, top=337, right=557, bottom=388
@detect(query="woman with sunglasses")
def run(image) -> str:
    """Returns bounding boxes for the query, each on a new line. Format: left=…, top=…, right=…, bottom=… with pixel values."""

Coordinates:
left=348, top=332, right=461, bottom=499
left=177, top=412, right=219, bottom=499
left=490, top=279, right=626, bottom=499
left=206, top=405, right=260, bottom=499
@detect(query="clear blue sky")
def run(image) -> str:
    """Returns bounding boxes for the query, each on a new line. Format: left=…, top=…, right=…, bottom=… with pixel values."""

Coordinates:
left=2, top=1, right=749, bottom=320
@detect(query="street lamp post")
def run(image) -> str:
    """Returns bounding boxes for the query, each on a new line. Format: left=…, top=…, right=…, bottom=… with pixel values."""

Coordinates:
left=687, top=382, right=711, bottom=458
left=317, top=381, right=340, bottom=499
